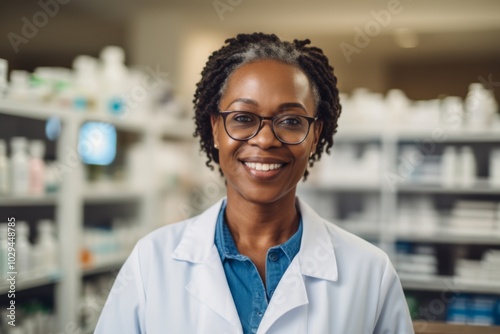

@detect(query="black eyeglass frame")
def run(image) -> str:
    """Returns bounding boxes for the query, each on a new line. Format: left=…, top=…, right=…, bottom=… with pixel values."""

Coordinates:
left=218, top=111, right=318, bottom=145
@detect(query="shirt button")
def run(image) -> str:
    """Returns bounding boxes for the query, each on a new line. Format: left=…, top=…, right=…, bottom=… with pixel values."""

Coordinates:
left=268, top=252, right=279, bottom=262
left=257, top=312, right=263, bottom=317
left=251, top=328, right=257, bottom=333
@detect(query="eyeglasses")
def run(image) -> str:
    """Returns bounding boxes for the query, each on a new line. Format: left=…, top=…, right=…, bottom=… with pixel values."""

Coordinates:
left=219, top=111, right=318, bottom=145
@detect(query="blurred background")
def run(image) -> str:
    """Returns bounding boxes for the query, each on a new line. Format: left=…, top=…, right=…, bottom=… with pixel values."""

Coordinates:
left=0, top=0, right=499, bottom=333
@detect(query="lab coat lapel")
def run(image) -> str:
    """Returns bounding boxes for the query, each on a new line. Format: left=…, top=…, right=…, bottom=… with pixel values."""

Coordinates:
left=185, top=246, right=242, bottom=333
left=257, top=258, right=308, bottom=334
left=257, top=198, right=339, bottom=333
left=172, top=198, right=242, bottom=333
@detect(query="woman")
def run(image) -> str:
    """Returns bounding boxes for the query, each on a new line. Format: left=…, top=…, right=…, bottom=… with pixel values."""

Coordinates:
left=95, top=33, right=413, bottom=334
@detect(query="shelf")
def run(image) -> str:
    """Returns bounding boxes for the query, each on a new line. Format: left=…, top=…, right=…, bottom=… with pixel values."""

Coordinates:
left=299, top=181, right=381, bottom=192
left=398, top=180, right=500, bottom=195
left=335, top=125, right=383, bottom=142
left=397, top=229, right=500, bottom=245
left=335, top=123, right=500, bottom=142
left=400, top=274, right=500, bottom=295
left=83, top=186, right=144, bottom=204
left=413, top=321, right=500, bottom=334
left=156, top=119, right=196, bottom=140
left=0, top=274, right=61, bottom=294
left=82, top=258, right=126, bottom=276
left=0, top=100, right=68, bottom=121
left=78, top=113, right=148, bottom=134
left=0, top=193, right=58, bottom=206
left=396, top=127, right=500, bottom=142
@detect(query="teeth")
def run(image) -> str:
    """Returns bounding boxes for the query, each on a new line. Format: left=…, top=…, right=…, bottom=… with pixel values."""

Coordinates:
left=244, top=162, right=283, bottom=171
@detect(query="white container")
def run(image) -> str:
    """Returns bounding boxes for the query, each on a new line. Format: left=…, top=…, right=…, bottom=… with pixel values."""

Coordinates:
left=0, top=58, right=7, bottom=99
left=0, top=224, right=7, bottom=280
left=465, top=83, right=498, bottom=129
left=29, top=140, right=46, bottom=196
left=100, top=46, right=128, bottom=116
left=35, top=219, right=58, bottom=277
left=16, top=221, right=32, bottom=280
left=10, top=137, right=30, bottom=195
left=73, top=55, right=99, bottom=111
left=489, top=149, right=500, bottom=187
left=460, top=146, right=477, bottom=188
left=440, top=146, right=458, bottom=187
left=0, top=139, right=9, bottom=194
left=8, top=70, right=31, bottom=101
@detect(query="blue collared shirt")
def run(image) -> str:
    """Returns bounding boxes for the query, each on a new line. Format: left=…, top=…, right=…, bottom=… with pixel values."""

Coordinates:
left=214, top=201, right=303, bottom=334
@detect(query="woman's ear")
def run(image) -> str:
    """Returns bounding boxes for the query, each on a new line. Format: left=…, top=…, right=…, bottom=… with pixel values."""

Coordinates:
left=311, top=120, right=323, bottom=153
left=210, top=114, right=220, bottom=148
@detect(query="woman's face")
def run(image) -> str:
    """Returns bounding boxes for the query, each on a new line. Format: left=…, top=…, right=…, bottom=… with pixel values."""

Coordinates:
left=211, top=59, right=322, bottom=205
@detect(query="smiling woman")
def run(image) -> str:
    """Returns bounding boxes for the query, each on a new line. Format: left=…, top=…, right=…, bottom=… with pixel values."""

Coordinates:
left=95, top=33, right=414, bottom=334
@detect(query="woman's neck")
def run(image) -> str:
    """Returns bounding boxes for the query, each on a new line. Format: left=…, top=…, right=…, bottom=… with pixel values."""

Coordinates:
left=224, top=189, right=300, bottom=250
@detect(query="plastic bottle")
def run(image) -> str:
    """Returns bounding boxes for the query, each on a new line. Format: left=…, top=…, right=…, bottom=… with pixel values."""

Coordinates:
left=0, top=139, right=9, bottom=194
left=465, top=83, right=498, bottom=129
left=441, top=146, right=458, bottom=187
left=460, top=146, right=477, bottom=188
left=29, top=140, right=46, bottom=196
left=73, top=55, right=99, bottom=111
left=490, top=149, right=500, bottom=187
left=35, top=220, right=58, bottom=277
left=100, top=46, right=128, bottom=116
left=16, top=221, right=32, bottom=280
left=0, top=58, right=7, bottom=99
left=0, top=224, right=7, bottom=280
left=10, top=137, right=30, bottom=195
left=7, top=70, right=31, bottom=101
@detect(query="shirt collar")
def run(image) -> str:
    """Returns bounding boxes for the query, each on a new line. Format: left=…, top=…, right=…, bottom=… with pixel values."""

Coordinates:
left=215, top=199, right=303, bottom=262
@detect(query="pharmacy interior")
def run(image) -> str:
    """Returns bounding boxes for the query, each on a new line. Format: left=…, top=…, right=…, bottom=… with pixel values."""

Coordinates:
left=0, top=0, right=500, bottom=333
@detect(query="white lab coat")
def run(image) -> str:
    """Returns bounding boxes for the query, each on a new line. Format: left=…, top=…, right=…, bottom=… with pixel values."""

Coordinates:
left=95, top=198, right=414, bottom=334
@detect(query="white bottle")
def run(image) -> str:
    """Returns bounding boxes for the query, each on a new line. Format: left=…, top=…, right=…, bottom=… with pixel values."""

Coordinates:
left=35, top=220, right=58, bottom=277
left=7, top=70, right=31, bottom=101
left=490, top=149, right=500, bottom=187
left=0, top=58, right=7, bottom=99
left=465, top=83, right=498, bottom=129
left=29, top=140, right=46, bottom=196
left=73, top=55, right=99, bottom=111
left=460, top=146, right=477, bottom=188
left=100, top=46, right=128, bottom=116
left=441, top=146, right=458, bottom=187
left=10, top=137, right=30, bottom=195
left=0, top=139, right=9, bottom=194
left=0, top=224, right=7, bottom=280
left=16, top=221, right=32, bottom=280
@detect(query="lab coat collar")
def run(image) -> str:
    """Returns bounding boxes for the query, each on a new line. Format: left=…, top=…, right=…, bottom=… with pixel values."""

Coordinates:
left=171, top=197, right=339, bottom=281
left=171, top=197, right=338, bottom=333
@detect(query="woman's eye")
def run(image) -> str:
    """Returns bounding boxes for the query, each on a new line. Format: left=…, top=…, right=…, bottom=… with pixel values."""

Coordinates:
left=233, top=115, right=253, bottom=122
left=280, top=116, right=302, bottom=126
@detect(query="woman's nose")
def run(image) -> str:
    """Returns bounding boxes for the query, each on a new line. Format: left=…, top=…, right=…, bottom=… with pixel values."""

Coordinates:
left=247, top=120, right=282, bottom=149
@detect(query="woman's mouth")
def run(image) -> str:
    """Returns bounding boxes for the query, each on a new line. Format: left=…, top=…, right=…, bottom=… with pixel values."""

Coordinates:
left=241, top=160, right=287, bottom=179
left=243, top=162, right=283, bottom=171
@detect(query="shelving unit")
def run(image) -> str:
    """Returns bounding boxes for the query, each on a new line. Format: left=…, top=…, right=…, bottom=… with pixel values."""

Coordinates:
left=0, top=100, right=196, bottom=332
left=300, top=121, right=500, bottom=326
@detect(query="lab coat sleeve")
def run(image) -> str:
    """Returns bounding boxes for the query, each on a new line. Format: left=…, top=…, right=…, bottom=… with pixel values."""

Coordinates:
left=373, top=255, right=415, bottom=334
left=94, top=243, right=146, bottom=334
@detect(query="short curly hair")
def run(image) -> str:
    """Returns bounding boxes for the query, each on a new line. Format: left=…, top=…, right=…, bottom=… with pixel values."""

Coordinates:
left=193, top=32, right=341, bottom=180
